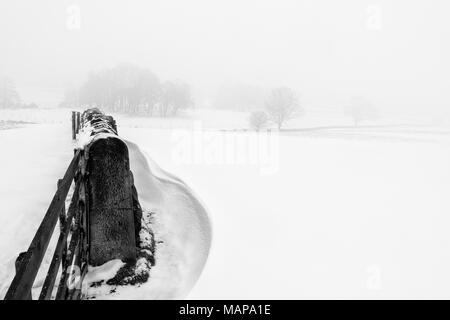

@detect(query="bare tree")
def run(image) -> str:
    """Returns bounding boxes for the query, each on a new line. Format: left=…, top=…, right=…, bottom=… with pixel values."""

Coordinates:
left=344, top=96, right=379, bottom=126
left=265, top=87, right=301, bottom=130
left=249, top=111, right=268, bottom=131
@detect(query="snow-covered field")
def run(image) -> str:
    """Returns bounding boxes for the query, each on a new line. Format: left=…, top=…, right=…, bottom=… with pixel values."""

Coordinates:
left=1, top=108, right=450, bottom=299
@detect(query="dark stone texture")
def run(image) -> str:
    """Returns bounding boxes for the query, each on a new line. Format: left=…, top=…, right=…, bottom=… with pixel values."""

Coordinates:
left=130, top=172, right=143, bottom=248
left=87, top=137, right=137, bottom=266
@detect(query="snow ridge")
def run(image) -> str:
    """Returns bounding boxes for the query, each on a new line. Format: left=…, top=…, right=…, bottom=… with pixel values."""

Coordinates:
left=81, top=139, right=212, bottom=299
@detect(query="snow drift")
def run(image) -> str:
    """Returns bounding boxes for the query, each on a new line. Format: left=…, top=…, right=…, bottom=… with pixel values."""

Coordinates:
left=84, top=139, right=212, bottom=299
left=0, top=122, right=212, bottom=299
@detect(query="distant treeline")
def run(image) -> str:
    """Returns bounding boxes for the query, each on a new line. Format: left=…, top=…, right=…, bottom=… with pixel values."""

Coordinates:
left=61, top=64, right=192, bottom=117
left=0, top=76, right=38, bottom=109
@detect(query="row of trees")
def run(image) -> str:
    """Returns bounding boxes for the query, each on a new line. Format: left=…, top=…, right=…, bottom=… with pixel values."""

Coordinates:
left=61, top=64, right=192, bottom=117
left=249, top=88, right=379, bottom=130
left=0, top=76, right=38, bottom=109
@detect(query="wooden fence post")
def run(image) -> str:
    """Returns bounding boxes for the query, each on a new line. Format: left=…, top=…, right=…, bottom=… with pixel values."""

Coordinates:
left=71, top=111, right=76, bottom=140
left=76, top=112, right=81, bottom=134
left=15, top=252, right=31, bottom=300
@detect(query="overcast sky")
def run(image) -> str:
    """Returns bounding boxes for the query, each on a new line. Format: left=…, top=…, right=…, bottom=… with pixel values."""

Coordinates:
left=0, top=0, right=449, bottom=113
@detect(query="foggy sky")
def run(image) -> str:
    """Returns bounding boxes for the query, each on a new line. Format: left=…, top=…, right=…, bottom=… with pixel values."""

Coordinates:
left=0, top=0, right=449, bottom=113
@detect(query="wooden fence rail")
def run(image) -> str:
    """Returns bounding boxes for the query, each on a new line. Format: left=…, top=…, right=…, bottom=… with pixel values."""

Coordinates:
left=4, top=109, right=138, bottom=300
left=6, top=110, right=85, bottom=300
left=4, top=150, right=83, bottom=300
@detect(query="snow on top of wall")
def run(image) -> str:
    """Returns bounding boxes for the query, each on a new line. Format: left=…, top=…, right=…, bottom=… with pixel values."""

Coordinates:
left=76, top=109, right=119, bottom=150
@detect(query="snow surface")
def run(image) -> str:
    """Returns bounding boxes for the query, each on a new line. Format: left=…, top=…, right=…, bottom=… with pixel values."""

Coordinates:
left=2, top=108, right=450, bottom=299
left=0, top=118, right=212, bottom=300
left=84, top=139, right=212, bottom=299
left=118, top=118, right=450, bottom=299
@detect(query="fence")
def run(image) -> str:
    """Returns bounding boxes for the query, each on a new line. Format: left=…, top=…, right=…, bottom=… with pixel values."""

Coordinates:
left=4, top=109, right=136, bottom=300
